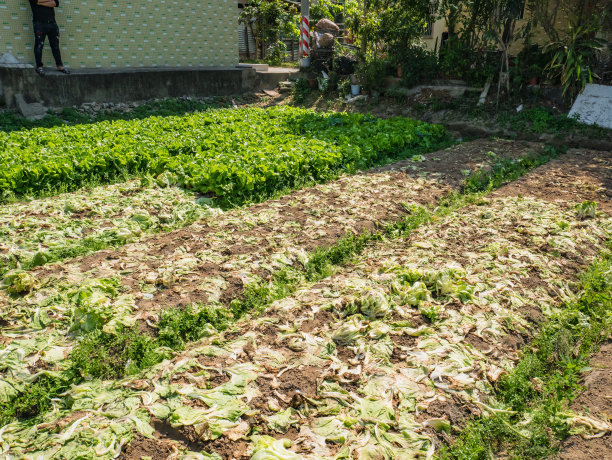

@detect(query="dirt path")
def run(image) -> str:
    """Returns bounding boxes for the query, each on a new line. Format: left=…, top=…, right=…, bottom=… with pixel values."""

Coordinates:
left=2, top=148, right=611, bottom=459
left=557, top=341, right=612, bottom=459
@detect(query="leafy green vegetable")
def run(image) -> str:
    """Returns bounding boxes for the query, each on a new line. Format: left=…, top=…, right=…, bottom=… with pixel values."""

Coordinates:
left=0, top=107, right=446, bottom=202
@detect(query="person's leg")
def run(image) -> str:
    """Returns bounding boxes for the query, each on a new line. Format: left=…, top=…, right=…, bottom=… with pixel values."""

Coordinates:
left=47, top=23, right=65, bottom=69
left=33, top=22, right=46, bottom=70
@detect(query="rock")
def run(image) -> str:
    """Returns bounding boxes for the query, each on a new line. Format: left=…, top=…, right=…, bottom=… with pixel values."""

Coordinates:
left=345, top=95, right=368, bottom=104
left=264, top=89, right=281, bottom=97
left=0, top=53, right=32, bottom=68
left=14, top=94, right=48, bottom=120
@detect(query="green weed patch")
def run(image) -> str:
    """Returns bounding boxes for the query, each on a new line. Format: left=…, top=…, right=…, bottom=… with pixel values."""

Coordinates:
left=463, top=145, right=564, bottom=193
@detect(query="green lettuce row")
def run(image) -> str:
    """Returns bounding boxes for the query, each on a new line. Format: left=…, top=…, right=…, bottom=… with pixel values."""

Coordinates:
left=0, top=107, right=446, bottom=200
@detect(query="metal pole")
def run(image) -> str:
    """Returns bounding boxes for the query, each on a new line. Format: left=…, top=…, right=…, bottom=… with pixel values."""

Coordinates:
left=300, top=0, right=310, bottom=68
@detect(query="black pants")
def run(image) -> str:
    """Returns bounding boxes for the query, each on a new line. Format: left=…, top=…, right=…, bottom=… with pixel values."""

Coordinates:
left=33, top=21, right=63, bottom=68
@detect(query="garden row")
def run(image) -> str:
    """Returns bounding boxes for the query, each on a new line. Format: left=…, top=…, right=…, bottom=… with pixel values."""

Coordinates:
left=0, top=179, right=221, bottom=278
left=0, top=107, right=446, bottom=202
left=1, top=145, right=610, bottom=458
left=0, top=139, right=548, bottom=430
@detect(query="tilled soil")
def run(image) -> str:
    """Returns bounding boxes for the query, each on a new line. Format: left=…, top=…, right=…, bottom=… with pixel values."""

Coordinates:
left=492, top=148, right=612, bottom=214
left=371, top=138, right=543, bottom=189
left=2, top=149, right=611, bottom=459
left=557, top=341, right=612, bottom=460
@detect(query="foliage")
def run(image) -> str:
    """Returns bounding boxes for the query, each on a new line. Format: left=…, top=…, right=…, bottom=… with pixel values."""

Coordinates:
left=0, top=107, right=446, bottom=204
left=355, top=57, right=391, bottom=92
left=343, top=0, right=433, bottom=57
left=500, top=107, right=594, bottom=134
left=397, top=46, right=439, bottom=88
left=435, top=0, right=525, bottom=87
left=508, top=44, right=554, bottom=89
left=239, top=0, right=299, bottom=64
left=0, top=374, right=72, bottom=426
left=292, top=78, right=311, bottom=103
left=310, top=0, right=346, bottom=23
left=70, top=328, right=165, bottom=380
left=438, top=36, right=498, bottom=84
left=157, top=304, right=233, bottom=350
left=463, top=145, right=564, bottom=193
left=544, top=23, right=606, bottom=101
left=524, top=0, right=609, bottom=43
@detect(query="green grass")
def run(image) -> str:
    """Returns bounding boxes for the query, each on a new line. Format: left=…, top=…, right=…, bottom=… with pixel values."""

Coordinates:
left=440, top=239, right=612, bottom=459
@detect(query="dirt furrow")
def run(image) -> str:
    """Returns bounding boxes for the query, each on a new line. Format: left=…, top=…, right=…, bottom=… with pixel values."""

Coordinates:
left=557, top=341, right=612, bottom=459
left=491, top=147, right=612, bottom=214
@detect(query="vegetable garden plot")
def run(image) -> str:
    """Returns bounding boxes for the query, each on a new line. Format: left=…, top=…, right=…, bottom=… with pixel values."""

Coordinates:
left=0, top=107, right=445, bottom=200
left=0, top=138, right=543, bottom=275
left=0, top=173, right=446, bottom=383
left=1, top=195, right=609, bottom=459
left=0, top=140, right=545, bottom=383
left=559, top=342, right=612, bottom=459
left=0, top=179, right=221, bottom=277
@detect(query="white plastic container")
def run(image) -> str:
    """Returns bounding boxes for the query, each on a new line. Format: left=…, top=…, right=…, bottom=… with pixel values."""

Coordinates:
left=351, top=84, right=361, bottom=96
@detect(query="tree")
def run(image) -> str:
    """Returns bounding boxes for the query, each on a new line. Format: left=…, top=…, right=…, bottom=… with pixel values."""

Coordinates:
left=524, top=0, right=609, bottom=42
left=239, top=0, right=299, bottom=64
left=525, top=0, right=608, bottom=101
left=343, top=0, right=434, bottom=59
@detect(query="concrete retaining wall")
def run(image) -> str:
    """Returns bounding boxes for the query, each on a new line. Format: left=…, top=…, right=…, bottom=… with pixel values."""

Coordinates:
left=0, top=66, right=295, bottom=108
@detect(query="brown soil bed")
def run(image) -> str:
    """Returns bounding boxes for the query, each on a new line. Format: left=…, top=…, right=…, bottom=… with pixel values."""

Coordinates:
left=557, top=341, right=612, bottom=460
left=371, top=138, right=545, bottom=190
left=492, top=148, right=612, bottom=214
left=119, top=434, right=178, bottom=460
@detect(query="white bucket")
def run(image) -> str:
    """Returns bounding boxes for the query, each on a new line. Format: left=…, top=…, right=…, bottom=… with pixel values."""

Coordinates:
left=300, top=57, right=311, bottom=68
left=351, top=84, right=361, bottom=96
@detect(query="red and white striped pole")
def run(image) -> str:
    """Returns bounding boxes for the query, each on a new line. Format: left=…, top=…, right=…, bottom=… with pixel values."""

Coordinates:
left=301, top=15, right=310, bottom=58
left=300, top=0, right=310, bottom=68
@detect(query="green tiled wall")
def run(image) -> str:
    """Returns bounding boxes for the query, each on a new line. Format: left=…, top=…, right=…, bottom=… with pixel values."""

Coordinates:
left=0, top=0, right=238, bottom=68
